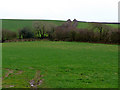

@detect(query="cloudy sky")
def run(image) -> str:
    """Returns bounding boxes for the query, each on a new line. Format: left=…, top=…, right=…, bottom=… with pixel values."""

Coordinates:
left=0, top=0, right=119, bottom=22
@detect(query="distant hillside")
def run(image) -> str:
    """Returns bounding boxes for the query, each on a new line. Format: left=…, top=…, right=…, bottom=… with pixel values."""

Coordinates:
left=2, top=19, right=118, bottom=32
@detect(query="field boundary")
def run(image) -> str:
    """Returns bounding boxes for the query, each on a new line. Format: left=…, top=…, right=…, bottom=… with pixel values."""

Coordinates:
left=2, top=38, right=119, bottom=45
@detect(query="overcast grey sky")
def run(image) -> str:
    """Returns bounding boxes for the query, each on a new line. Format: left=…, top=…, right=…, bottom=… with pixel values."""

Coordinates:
left=0, top=0, right=119, bottom=22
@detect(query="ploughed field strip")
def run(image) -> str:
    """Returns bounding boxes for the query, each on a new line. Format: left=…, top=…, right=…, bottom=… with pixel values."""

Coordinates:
left=2, top=41, right=118, bottom=88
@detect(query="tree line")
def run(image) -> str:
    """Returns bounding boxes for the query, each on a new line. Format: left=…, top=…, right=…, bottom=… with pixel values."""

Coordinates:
left=1, top=19, right=120, bottom=44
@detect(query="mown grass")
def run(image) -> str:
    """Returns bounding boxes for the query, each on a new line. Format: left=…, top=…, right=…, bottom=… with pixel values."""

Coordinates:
left=2, top=41, right=118, bottom=88
left=2, top=19, right=118, bottom=32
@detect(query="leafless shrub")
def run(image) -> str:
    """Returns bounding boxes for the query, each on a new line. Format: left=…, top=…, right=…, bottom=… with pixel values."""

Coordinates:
left=2, top=29, right=17, bottom=42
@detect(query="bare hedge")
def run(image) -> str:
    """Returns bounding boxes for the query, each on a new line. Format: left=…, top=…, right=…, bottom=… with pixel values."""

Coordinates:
left=2, top=29, right=17, bottom=42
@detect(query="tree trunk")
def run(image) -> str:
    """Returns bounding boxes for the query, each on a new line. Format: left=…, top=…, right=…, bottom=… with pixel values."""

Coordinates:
left=99, top=27, right=102, bottom=40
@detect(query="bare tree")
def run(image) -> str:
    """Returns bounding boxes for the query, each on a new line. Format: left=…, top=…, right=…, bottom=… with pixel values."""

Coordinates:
left=33, top=21, right=56, bottom=39
left=91, top=23, right=111, bottom=41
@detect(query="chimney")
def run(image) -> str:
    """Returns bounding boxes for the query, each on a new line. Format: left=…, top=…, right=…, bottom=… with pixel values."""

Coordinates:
left=73, top=19, right=78, bottom=22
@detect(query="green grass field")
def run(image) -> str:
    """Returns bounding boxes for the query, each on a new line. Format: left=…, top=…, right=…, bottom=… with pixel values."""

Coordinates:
left=2, top=41, right=118, bottom=88
left=2, top=19, right=118, bottom=32
left=2, top=19, right=65, bottom=32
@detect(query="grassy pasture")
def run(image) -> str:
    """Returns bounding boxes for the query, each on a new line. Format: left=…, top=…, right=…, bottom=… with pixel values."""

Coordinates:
left=2, top=19, right=118, bottom=32
left=2, top=19, right=65, bottom=32
left=2, top=41, right=118, bottom=88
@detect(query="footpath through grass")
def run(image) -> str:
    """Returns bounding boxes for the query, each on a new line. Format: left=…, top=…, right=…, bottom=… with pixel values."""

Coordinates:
left=2, top=41, right=118, bottom=88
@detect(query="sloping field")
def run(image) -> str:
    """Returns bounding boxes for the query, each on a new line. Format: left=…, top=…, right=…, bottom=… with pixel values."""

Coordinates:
left=2, top=19, right=65, bottom=32
left=2, top=19, right=118, bottom=31
left=2, top=41, right=118, bottom=88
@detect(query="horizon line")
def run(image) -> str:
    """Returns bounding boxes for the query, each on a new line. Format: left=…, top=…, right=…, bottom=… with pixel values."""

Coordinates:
left=1, top=18, right=120, bottom=24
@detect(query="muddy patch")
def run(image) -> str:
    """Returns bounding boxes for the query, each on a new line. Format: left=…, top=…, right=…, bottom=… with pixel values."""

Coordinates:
left=3, top=68, right=23, bottom=80
left=15, top=70, right=23, bottom=75
left=29, top=70, right=44, bottom=88
left=29, top=67, right=34, bottom=70
left=3, top=69, right=14, bottom=79
left=3, top=85, right=15, bottom=88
